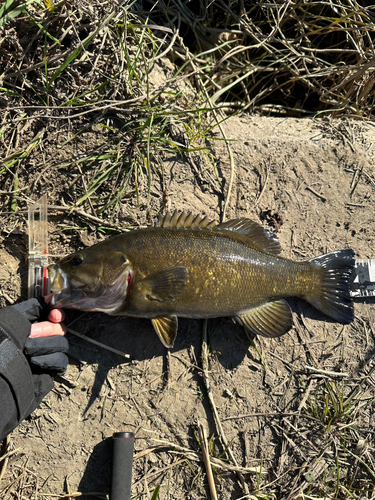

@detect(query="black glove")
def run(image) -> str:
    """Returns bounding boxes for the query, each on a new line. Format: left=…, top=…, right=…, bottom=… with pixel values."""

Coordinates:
left=0, top=298, right=69, bottom=442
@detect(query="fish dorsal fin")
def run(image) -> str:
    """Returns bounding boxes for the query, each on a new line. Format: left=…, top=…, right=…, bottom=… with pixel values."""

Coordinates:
left=152, top=315, right=178, bottom=348
left=216, top=218, right=281, bottom=255
left=156, top=210, right=217, bottom=230
left=140, top=265, right=188, bottom=302
left=234, top=299, right=292, bottom=338
left=156, top=212, right=281, bottom=254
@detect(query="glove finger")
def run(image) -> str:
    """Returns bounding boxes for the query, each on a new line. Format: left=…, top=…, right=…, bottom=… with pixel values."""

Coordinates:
left=12, top=297, right=47, bottom=322
left=31, top=353, right=69, bottom=375
left=31, top=373, right=54, bottom=406
left=25, top=336, right=69, bottom=357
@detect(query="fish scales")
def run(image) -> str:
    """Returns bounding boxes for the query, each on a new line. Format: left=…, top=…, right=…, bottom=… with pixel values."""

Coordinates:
left=107, top=228, right=312, bottom=318
left=48, top=211, right=354, bottom=347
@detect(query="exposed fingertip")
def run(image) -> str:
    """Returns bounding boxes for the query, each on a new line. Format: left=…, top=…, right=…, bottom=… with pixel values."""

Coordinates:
left=48, top=309, right=65, bottom=323
left=30, top=322, right=53, bottom=338
left=30, top=324, right=42, bottom=338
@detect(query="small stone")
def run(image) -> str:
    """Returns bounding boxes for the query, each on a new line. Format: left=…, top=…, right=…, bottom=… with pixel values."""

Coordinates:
left=224, top=388, right=233, bottom=398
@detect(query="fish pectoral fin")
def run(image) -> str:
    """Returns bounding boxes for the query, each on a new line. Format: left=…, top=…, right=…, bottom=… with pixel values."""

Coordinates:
left=234, top=299, right=292, bottom=338
left=141, top=266, right=188, bottom=302
left=151, top=315, right=178, bottom=348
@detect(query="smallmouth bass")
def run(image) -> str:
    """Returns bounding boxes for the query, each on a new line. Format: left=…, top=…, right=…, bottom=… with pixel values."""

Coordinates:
left=48, top=211, right=354, bottom=347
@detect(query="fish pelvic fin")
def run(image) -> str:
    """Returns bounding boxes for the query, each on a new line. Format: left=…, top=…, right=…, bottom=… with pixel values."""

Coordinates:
left=152, top=315, right=178, bottom=348
left=306, top=249, right=355, bottom=324
left=139, top=265, right=188, bottom=302
left=234, top=299, right=293, bottom=338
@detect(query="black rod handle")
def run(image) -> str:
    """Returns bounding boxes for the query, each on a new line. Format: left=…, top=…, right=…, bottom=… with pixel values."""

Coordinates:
left=110, top=432, right=135, bottom=500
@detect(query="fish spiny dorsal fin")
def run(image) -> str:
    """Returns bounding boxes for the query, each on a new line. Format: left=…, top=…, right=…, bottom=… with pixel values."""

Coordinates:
left=156, top=211, right=172, bottom=227
left=216, top=218, right=282, bottom=255
left=156, top=211, right=217, bottom=229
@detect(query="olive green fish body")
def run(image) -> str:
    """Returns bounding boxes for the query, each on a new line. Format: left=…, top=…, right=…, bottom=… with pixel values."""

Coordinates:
left=48, top=212, right=354, bottom=347
left=107, top=228, right=312, bottom=318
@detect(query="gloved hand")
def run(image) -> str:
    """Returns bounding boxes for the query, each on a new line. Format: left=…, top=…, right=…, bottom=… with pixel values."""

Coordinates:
left=0, top=298, right=69, bottom=442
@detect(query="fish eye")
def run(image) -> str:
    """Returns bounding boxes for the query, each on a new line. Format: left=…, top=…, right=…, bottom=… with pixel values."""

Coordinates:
left=72, top=255, right=84, bottom=266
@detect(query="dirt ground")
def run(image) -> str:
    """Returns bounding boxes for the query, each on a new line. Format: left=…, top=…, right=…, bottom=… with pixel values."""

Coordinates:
left=1, top=115, right=375, bottom=499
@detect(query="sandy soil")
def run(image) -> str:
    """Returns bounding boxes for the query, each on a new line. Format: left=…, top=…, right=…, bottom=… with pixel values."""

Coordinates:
left=1, top=115, right=375, bottom=499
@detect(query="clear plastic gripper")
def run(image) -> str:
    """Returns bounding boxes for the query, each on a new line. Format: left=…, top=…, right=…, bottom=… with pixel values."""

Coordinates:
left=28, top=194, right=50, bottom=299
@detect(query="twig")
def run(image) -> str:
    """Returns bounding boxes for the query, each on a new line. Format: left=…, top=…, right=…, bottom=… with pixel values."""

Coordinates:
left=36, top=493, right=106, bottom=498
left=0, top=447, right=20, bottom=465
left=305, top=365, right=349, bottom=378
left=346, top=202, right=366, bottom=208
left=139, top=440, right=265, bottom=475
left=293, top=316, right=321, bottom=368
left=0, top=469, right=26, bottom=495
left=223, top=412, right=299, bottom=421
left=67, top=328, right=131, bottom=359
left=197, top=422, right=217, bottom=500
left=297, top=379, right=314, bottom=413
left=268, top=351, right=296, bottom=371
left=48, top=205, right=123, bottom=230
left=175, top=34, right=235, bottom=222
left=254, top=160, right=270, bottom=206
left=132, top=459, right=186, bottom=487
left=305, top=185, right=327, bottom=202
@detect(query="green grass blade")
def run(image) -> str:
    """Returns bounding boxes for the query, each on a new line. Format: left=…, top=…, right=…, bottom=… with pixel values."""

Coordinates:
left=0, top=0, right=31, bottom=29
left=74, top=162, right=119, bottom=208
left=27, top=13, right=61, bottom=45
left=150, top=485, right=160, bottom=500
left=46, top=24, right=102, bottom=100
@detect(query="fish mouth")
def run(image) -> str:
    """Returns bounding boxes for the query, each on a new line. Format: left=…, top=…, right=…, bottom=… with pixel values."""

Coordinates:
left=48, top=267, right=86, bottom=308
left=50, top=288, right=86, bottom=308
left=48, top=265, right=133, bottom=313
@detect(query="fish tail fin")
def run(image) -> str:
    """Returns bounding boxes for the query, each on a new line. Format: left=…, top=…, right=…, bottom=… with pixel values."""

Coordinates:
left=306, top=249, right=355, bottom=324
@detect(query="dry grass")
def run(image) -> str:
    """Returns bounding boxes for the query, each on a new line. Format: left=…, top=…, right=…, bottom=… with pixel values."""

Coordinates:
left=1, top=1, right=375, bottom=499
left=2, top=0, right=375, bottom=223
left=142, top=0, right=375, bottom=118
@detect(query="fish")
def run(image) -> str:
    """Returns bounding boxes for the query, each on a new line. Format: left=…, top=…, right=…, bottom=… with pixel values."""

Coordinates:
left=48, top=211, right=355, bottom=348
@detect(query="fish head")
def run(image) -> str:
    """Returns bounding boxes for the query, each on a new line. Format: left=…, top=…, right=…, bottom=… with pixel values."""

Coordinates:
left=48, top=249, right=133, bottom=313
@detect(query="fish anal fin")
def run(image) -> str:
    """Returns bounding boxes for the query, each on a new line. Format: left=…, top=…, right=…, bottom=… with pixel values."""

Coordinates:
left=152, top=315, right=178, bottom=348
left=141, top=265, right=188, bottom=302
left=234, top=299, right=292, bottom=338
left=156, top=210, right=217, bottom=230
left=217, top=218, right=281, bottom=255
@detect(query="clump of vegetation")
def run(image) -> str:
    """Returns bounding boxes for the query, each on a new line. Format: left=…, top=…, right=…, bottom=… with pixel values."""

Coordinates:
left=143, top=0, right=375, bottom=118
left=2, top=0, right=375, bottom=226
